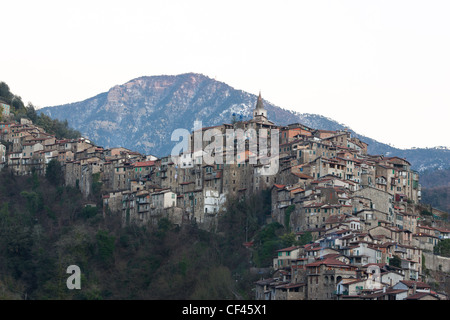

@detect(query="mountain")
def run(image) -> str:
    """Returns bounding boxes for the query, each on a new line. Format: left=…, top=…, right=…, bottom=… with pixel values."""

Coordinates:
left=419, top=167, right=450, bottom=213
left=38, top=73, right=450, bottom=172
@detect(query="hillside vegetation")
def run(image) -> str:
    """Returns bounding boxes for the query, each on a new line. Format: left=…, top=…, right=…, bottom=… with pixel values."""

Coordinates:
left=0, top=165, right=303, bottom=300
left=420, top=167, right=450, bottom=213
left=0, top=81, right=81, bottom=139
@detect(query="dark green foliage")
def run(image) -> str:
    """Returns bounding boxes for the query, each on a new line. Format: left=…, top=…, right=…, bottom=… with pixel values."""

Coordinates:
left=0, top=81, right=81, bottom=139
left=0, top=170, right=261, bottom=299
left=253, top=223, right=284, bottom=268
left=90, top=173, right=103, bottom=205
left=45, top=159, right=64, bottom=186
left=0, top=82, right=13, bottom=101
left=0, top=172, right=308, bottom=300
left=297, top=231, right=313, bottom=246
left=284, top=204, right=295, bottom=231
left=0, top=81, right=25, bottom=114
left=20, top=190, right=44, bottom=216
left=32, top=110, right=81, bottom=140
left=95, top=230, right=115, bottom=266
left=91, top=173, right=102, bottom=193
left=389, top=255, right=402, bottom=268
left=434, top=239, right=450, bottom=257
left=81, top=205, right=98, bottom=219
left=280, top=232, right=297, bottom=247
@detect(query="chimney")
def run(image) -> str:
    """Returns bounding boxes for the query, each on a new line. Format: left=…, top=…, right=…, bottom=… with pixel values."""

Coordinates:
left=413, top=283, right=417, bottom=294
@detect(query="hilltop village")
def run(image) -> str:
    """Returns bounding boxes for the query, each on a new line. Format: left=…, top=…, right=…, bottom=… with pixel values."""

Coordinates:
left=1, top=95, right=449, bottom=300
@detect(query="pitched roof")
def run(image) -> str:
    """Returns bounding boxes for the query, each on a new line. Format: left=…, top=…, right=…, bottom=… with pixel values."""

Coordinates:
left=275, top=283, right=306, bottom=289
left=276, top=246, right=300, bottom=252
left=400, top=280, right=431, bottom=289
left=324, top=214, right=347, bottom=224
left=306, top=256, right=349, bottom=267
left=405, top=292, right=438, bottom=300
left=132, top=160, right=155, bottom=167
left=291, top=172, right=314, bottom=179
left=255, top=92, right=265, bottom=110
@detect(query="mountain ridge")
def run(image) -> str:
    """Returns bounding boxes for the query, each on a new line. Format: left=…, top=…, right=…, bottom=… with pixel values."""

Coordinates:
left=38, top=72, right=450, bottom=172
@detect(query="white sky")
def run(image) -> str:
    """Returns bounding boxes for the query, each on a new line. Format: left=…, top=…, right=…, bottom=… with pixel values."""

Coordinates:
left=2, top=0, right=449, bottom=149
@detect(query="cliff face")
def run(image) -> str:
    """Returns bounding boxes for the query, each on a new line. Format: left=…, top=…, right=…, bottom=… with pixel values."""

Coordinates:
left=39, top=72, right=450, bottom=172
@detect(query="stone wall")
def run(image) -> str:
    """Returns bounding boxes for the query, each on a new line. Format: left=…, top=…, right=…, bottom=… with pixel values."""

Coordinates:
left=423, top=252, right=450, bottom=273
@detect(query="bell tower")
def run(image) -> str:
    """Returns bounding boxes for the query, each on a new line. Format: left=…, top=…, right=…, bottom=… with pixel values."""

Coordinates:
left=253, top=92, right=268, bottom=123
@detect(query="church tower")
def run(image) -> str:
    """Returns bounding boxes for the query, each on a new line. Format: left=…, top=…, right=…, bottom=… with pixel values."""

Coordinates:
left=253, top=92, right=268, bottom=123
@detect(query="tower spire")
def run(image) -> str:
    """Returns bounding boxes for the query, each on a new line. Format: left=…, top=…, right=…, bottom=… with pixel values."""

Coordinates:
left=253, top=91, right=268, bottom=123
left=255, top=91, right=264, bottom=110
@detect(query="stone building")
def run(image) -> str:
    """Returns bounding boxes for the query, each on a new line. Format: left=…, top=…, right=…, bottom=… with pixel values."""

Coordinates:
left=306, top=256, right=358, bottom=300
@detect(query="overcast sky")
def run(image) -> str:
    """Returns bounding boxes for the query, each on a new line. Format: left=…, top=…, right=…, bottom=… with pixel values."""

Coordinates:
left=2, top=0, right=449, bottom=149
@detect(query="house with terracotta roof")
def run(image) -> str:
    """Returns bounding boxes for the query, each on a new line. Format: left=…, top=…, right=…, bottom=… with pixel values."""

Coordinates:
left=273, top=246, right=301, bottom=270
left=131, top=160, right=155, bottom=181
left=357, top=287, right=408, bottom=300
left=434, top=227, right=450, bottom=239
left=392, top=280, right=432, bottom=297
left=336, top=277, right=386, bottom=298
left=341, top=241, right=382, bottom=266
left=405, top=291, right=440, bottom=300
left=413, top=232, right=440, bottom=252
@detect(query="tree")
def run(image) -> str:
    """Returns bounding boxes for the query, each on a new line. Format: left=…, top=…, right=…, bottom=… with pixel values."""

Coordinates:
left=45, top=159, right=64, bottom=186
left=389, top=255, right=402, bottom=268
left=0, top=82, right=13, bottom=102
left=297, top=231, right=313, bottom=246
left=434, top=239, right=450, bottom=257
left=25, top=103, right=38, bottom=123
left=95, top=230, right=115, bottom=266
left=280, top=232, right=296, bottom=247
left=20, top=191, right=43, bottom=216
left=284, top=205, right=295, bottom=231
